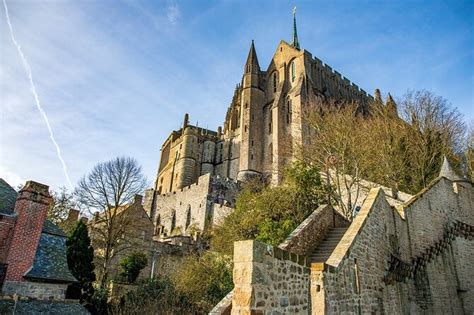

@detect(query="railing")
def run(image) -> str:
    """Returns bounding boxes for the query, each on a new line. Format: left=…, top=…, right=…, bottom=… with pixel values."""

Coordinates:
left=384, top=220, right=474, bottom=284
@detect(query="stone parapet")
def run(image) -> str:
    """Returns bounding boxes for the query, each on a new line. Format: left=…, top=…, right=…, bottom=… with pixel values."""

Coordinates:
left=232, top=240, right=310, bottom=314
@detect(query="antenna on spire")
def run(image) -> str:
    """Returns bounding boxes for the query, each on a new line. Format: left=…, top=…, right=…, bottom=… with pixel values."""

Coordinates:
left=292, top=6, right=300, bottom=50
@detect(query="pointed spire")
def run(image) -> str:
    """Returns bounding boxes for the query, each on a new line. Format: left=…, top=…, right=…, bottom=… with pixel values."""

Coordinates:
left=439, top=156, right=463, bottom=181
left=291, top=7, right=300, bottom=50
left=374, top=89, right=382, bottom=103
left=385, top=93, right=398, bottom=116
left=244, top=40, right=260, bottom=74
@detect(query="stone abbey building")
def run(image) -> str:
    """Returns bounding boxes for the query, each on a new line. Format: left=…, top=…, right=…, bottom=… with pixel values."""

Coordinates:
left=144, top=12, right=373, bottom=238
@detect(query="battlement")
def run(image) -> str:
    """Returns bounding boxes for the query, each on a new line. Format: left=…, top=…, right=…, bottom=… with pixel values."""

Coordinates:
left=312, top=56, right=372, bottom=99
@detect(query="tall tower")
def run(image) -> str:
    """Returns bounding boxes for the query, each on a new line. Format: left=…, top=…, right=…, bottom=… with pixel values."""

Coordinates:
left=237, top=41, right=265, bottom=181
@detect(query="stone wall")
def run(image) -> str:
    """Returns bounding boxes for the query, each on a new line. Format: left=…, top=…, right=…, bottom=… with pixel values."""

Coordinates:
left=152, top=174, right=239, bottom=237
left=318, top=178, right=474, bottom=314
left=0, top=297, right=89, bottom=314
left=232, top=240, right=310, bottom=314
left=2, top=281, right=68, bottom=300
left=216, top=175, right=473, bottom=314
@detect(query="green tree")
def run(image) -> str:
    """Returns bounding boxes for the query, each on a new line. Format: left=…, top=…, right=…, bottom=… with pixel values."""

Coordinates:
left=211, top=162, right=324, bottom=255
left=172, top=252, right=233, bottom=313
left=66, top=220, right=96, bottom=305
left=119, top=251, right=148, bottom=284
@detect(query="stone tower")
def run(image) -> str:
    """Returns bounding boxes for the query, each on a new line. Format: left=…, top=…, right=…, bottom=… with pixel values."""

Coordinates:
left=237, top=41, right=265, bottom=182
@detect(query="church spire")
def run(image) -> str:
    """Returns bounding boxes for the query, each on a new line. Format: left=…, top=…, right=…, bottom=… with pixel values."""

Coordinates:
left=291, top=7, right=300, bottom=50
left=244, top=40, right=260, bottom=74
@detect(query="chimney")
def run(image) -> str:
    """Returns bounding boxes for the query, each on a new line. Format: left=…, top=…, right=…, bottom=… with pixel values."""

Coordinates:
left=4, top=181, right=52, bottom=283
left=67, top=208, right=80, bottom=222
left=134, top=194, right=143, bottom=205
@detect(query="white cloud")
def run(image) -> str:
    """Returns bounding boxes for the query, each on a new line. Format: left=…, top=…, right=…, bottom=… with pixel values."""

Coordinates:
left=166, top=1, right=180, bottom=24
left=0, top=165, right=25, bottom=188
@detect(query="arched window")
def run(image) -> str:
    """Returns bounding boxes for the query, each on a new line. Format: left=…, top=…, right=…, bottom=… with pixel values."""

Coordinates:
left=287, top=99, right=292, bottom=124
left=273, top=72, right=277, bottom=93
left=186, top=205, right=192, bottom=229
left=268, top=109, right=273, bottom=134
left=291, top=61, right=296, bottom=82
left=269, top=143, right=273, bottom=163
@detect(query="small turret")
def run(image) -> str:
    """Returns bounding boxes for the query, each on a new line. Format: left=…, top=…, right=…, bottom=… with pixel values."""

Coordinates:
left=439, top=156, right=464, bottom=181
left=183, top=113, right=189, bottom=129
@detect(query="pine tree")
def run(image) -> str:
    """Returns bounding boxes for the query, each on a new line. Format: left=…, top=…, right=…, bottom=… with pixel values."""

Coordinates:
left=66, top=220, right=96, bottom=304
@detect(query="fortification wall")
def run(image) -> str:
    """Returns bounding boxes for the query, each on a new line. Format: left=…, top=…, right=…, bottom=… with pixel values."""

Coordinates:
left=154, top=173, right=212, bottom=236
left=153, top=174, right=239, bottom=237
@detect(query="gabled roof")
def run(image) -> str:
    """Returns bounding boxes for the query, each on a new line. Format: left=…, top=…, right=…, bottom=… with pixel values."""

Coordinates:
left=0, top=178, right=18, bottom=215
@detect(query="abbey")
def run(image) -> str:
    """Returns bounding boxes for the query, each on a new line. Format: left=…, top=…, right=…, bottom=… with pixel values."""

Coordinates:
left=144, top=12, right=373, bottom=238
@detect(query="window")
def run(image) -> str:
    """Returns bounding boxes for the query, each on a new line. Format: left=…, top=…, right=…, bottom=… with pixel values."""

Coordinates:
left=245, top=125, right=248, bottom=132
left=273, top=72, right=277, bottom=93
left=251, top=140, right=254, bottom=147
left=269, top=143, right=273, bottom=163
left=268, top=110, right=273, bottom=134
left=245, top=103, right=248, bottom=109
left=291, top=61, right=296, bottom=82
left=171, top=211, right=176, bottom=232
left=287, top=99, right=292, bottom=124
left=186, top=205, right=192, bottom=229
left=251, top=154, right=254, bottom=160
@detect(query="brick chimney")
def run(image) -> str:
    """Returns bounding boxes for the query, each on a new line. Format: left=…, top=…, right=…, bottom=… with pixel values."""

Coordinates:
left=4, top=181, right=52, bottom=282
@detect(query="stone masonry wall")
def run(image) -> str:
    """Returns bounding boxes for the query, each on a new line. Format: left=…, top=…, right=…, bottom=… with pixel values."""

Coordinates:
left=2, top=281, right=68, bottom=300
left=318, top=178, right=474, bottom=314
left=153, top=174, right=239, bottom=237
left=232, top=240, right=310, bottom=314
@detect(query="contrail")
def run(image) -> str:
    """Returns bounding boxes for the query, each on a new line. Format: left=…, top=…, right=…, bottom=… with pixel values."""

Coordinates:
left=3, top=0, right=73, bottom=189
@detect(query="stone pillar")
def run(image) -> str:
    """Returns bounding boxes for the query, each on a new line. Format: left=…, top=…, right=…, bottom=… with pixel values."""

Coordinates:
left=4, top=181, right=52, bottom=282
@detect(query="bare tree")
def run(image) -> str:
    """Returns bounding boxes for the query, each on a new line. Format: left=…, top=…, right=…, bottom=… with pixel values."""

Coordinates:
left=297, top=90, right=466, bottom=218
left=400, top=90, right=466, bottom=189
left=48, top=186, right=77, bottom=234
left=299, top=99, right=371, bottom=219
left=75, top=156, right=147, bottom=287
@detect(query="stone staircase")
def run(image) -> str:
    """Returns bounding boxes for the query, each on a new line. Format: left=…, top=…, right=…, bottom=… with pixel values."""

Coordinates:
left=311, top=227, right=348, bottom=263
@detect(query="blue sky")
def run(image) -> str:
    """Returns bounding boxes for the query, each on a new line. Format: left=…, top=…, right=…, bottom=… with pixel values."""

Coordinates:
left=1, top=0, right=473, bottom=191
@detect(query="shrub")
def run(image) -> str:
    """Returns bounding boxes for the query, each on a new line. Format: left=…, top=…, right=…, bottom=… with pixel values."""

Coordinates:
left=119, top=251, right=148, bottom=284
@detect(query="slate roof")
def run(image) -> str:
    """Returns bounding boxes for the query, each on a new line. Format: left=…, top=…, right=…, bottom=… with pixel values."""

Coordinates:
left=24, top=224, right=77, bottom=283
left=0, top=178, right=18, bottom=214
